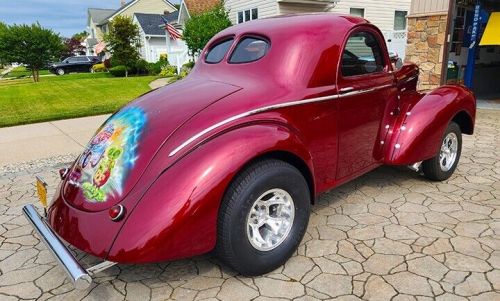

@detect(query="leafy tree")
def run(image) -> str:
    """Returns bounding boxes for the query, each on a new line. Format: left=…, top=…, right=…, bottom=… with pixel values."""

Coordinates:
left=0, top=23, right=64, bottom=82
left=0, top=22, right=7, bottom=66
left=104, top=16, right=141, bottom=77
left=72, top=30, right=89, bottom=42
left=183, top=2, right=232, bottom=58
left=63, top=37, right=86, bottom=58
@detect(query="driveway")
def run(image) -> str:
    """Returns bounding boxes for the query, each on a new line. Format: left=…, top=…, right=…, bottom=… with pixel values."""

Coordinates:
left=0, top=110, right=498, bottom=300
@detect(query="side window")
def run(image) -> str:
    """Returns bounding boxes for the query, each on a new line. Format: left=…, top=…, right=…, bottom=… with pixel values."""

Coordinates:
left=205, top=39, right=234, bottom=63
left=394, top=11, right=408, bottom=30
left=229, top=37, right=269, bottom=64
left=341, top=31, right=385, bottom=77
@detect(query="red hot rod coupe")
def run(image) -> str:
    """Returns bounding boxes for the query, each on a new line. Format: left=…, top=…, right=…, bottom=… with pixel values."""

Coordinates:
left=23, top=14, right=475, bottom=289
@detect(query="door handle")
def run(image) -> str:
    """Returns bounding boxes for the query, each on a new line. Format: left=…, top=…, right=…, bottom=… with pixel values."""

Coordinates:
left=339, top=87, right=355, bottom=94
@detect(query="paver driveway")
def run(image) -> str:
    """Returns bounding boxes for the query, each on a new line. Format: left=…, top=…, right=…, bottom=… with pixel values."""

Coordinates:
left=0, top=110, right=499, bottom=301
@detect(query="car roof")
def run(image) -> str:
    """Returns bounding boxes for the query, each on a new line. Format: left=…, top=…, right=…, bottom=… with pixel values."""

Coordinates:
left=214, top=13, right=368, bottom=42
left=195, top=14, right=377, bottom=88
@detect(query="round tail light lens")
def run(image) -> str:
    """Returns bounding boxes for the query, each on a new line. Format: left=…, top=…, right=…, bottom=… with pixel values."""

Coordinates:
left=109, top=205, right=125, bottom=222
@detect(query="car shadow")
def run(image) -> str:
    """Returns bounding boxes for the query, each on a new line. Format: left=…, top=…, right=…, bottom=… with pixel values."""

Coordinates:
left=69, top=165, right=426, bottom=291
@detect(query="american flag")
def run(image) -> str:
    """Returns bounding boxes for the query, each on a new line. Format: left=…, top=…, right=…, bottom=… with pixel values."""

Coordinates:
left=162, top=16, right=182, bottom=40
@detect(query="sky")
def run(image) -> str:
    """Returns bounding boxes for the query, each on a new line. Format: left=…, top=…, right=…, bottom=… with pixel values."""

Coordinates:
left=0, top=0, right=181, bottom=38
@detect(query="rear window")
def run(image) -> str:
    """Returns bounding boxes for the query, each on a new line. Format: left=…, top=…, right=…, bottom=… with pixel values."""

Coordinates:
left=229, top=37, right=269, bottom=64
left=205, top=39, right=234, bottom=63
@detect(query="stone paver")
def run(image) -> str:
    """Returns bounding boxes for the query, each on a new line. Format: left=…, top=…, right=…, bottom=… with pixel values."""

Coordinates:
left=0, top=110, right=499, bottom=300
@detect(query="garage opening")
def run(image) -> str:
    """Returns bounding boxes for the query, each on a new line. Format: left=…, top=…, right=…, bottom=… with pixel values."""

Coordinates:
left=445, top=0, right=500, bottom=106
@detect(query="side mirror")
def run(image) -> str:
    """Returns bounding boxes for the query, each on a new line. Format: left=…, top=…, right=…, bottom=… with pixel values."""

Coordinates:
left=395, top=64, right=419, bottom=91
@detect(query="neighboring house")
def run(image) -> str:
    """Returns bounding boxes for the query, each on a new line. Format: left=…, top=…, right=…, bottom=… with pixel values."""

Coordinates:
left=85, top=8, right=116, bottom=55
left=177, top=0, right=221, bottom=26
left=134, top=11, right=190, bottom=66
left=224, top=0, right=412, bottom=58
left=84, top=0, right=177, bottom=58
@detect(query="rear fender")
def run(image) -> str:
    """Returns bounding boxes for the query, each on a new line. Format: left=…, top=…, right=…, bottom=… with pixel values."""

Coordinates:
left=107, top=123, right=313, bottom=263
left=385, top=85, right=475, bottom=165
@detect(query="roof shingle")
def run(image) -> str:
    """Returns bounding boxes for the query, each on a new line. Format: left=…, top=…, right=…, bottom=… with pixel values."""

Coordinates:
left=184, top=0, right=220, bottom=16
left=135, top=12, right=179, bottom=36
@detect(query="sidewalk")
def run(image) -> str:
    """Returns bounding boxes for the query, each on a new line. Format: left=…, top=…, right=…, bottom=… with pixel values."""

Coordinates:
left=0, top=114, right=109, bottom=167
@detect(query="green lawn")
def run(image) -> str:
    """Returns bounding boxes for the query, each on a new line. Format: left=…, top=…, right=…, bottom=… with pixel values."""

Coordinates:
left=5, top=66, right=51, bottom=78
left=0, top=73, right=157, bottom=127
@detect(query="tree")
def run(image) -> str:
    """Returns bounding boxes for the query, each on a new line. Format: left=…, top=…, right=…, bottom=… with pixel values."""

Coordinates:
left=183, top=2, right=232, bottom=58
left=63, top=37, right=85, bottom=58
left=0, top=23, right=64, bottom=82
left=104, top=16, right=141, bottom=77
left=0, top=22, right=7, bottom=66
left=72, top=30, right=89, bottom=42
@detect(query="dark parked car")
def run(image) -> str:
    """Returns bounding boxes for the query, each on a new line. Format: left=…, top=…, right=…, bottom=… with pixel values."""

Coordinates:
left=49, top=56, right=101, bottom=75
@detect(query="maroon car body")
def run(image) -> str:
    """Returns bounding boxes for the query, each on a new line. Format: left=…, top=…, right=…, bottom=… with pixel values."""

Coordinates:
left=28, top=14, right=475, bottom=286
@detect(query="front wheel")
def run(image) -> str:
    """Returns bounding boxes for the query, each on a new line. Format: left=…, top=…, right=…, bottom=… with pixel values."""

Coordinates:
left=56, top=68, right=65, bottom=76
left=216, top=159, right=310, bottom=276
left=422, top=121, right=462, bottom=181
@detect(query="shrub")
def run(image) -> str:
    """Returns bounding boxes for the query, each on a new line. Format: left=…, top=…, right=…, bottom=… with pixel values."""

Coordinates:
left=146, top=62, right=160, bottom=75
left=109, top=65, right=128, bottom=77
left=147, top=61, right=168, bottom=75
left=159, top=53, right=168, bottom=63
left=159, top=65, right=177, bottom=77
left=178, top=64, right=192, bottom=78
left=179, top=68, right=189, bottom=78
left=133, top=59, right=148, bottom=75
left=92, top=63, right=106, bottom=72
left=103, top=58, right=112, bottom=69
left=183, top=61, right=195, bottom=69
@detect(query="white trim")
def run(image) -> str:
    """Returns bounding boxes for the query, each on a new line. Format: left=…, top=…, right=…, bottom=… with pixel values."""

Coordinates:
left=177, top=1, right=191, bottom=24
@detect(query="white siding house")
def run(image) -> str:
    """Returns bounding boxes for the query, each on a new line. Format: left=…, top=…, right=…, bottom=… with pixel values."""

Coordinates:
left=224, top=0, right=411, bottom=58
left=134, top=12, right=191, bottom=68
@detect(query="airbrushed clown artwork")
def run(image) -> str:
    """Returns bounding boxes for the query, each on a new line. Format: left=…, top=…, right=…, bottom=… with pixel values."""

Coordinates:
left=76, top=107, right=147, bottom=203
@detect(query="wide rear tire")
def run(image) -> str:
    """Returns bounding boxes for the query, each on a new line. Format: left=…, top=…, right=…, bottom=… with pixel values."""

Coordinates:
left=422, top=121, right=462, bottom=181
left=216, top=159, right=310, bottom=276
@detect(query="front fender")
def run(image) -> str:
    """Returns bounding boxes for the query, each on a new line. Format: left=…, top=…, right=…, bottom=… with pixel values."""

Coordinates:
left=107, top=123, right=312, bottom=263
left=385, top=85, right=475, bottom=165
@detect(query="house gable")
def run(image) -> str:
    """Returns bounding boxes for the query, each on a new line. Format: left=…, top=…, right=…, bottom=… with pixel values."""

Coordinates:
left=108, top=0, right=177, bottom=21
left=177, top=1, right=191, bottom=25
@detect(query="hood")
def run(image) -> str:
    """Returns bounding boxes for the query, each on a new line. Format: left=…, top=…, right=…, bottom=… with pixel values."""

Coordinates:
left=61, top=77, right=241, bottom=212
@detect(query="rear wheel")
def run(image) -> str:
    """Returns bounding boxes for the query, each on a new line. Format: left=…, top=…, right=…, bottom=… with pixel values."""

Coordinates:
left=56, top=68, right=65, bottom=76
left=422, top=121, right=462, bottom=181
left=216, top=159, right=310, bottom=275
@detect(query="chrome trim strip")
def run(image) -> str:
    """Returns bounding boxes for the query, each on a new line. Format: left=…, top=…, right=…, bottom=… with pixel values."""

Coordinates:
left=22, top=204, right=92, bottom=290
left=168, top=93, right=340, bottom=157
left=168, top=83, right=395, bottom=157
left=339, top=87, right=354, bottom=93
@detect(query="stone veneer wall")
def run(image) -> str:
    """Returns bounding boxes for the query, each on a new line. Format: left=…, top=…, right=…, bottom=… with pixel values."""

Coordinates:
left=405, top=14, right=449, bottom=90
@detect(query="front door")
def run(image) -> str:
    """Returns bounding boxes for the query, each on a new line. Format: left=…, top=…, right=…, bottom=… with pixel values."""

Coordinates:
left=336, top=29, right=396, bottom=180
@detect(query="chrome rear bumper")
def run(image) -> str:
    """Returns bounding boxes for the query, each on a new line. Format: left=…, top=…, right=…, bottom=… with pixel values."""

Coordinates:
left=22, top=204, right=93, bottom=290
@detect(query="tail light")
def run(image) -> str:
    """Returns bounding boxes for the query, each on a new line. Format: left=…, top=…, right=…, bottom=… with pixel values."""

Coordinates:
left=109, top=205, right=125, bottom=222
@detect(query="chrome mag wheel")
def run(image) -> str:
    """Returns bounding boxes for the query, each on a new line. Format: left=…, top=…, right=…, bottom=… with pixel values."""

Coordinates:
left=246, top=188, right=295, bottom=251
left=439, top=132, right=458, bottom=172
